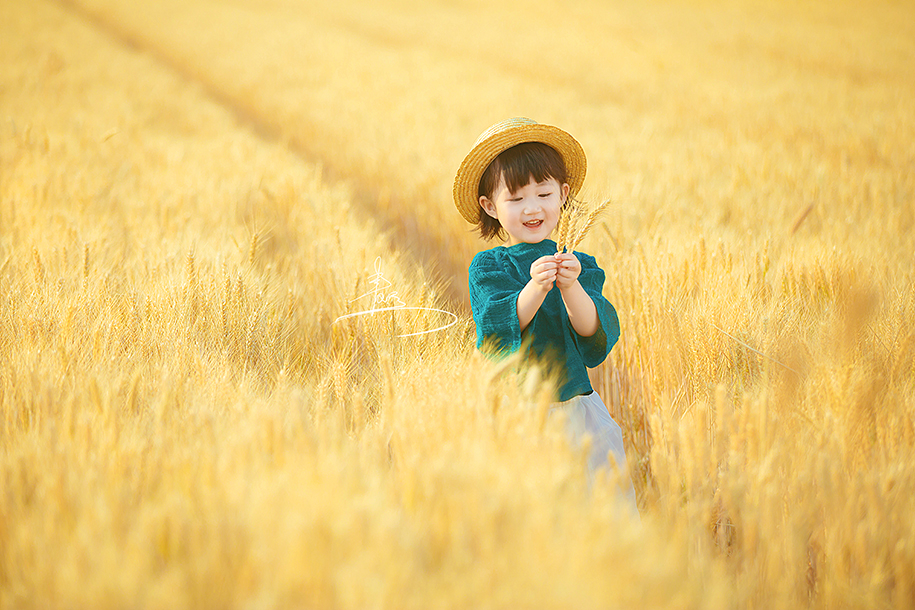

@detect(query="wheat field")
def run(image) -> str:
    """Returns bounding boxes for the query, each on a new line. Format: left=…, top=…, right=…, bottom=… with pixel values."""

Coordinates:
left=2, top=0, right=914, bottom=608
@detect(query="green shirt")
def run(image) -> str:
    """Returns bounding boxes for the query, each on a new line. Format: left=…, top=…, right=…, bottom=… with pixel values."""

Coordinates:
left=468, top=239, right=620, bottom=402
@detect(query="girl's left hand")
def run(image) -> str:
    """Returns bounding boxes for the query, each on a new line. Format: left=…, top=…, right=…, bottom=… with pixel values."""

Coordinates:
left=554, top=252, right=581, bottom=289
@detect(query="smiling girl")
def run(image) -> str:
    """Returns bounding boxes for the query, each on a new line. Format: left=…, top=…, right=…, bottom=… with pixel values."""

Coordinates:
left=454, top=118, right=637, bottom=508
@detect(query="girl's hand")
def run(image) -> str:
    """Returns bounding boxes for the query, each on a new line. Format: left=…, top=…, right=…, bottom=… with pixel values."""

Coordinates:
left=530, top=255, right=559, bottom=291
left=554, top=252, right=581, bottom=290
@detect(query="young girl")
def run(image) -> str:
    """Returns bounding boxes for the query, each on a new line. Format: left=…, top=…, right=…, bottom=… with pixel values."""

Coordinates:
left=454, top=117, right=637, bottom=507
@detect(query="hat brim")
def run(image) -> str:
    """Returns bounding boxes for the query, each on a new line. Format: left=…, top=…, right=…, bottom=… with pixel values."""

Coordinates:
left=453, top=119, right=587, bottom=224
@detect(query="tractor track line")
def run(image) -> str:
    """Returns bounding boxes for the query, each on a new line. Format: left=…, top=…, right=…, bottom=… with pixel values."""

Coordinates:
left=51, top=0, right=470, bottom=311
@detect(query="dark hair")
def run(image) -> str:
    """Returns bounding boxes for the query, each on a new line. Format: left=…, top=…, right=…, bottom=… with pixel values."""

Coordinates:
left=476, top=142, right=569, bottom=240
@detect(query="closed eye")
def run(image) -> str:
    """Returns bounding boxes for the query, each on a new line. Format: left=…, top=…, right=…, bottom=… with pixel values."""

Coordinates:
left=539, top=192, right=553, bottom=197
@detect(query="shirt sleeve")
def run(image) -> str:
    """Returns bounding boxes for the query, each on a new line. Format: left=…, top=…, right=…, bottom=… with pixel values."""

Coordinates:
left=468, top=251, right=525, bottom=355
left=574, top=252, right=620, bottom=368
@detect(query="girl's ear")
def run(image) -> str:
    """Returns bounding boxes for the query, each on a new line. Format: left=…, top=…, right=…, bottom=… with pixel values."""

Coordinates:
left=560, top=182, right=571, bottom=204
left=479, top=196, right=499, bottom=219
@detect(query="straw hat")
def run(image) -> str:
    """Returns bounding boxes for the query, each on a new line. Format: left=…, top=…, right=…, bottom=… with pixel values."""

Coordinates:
left=452, top=117, right=587, bottom=224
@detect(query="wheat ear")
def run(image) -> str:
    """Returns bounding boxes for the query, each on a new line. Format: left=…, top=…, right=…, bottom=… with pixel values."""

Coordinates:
left=567, top=198, right=611, bottom=251
left=555, top=204, right=570, bottom=252
left=564, top=197, right=585, bottom=253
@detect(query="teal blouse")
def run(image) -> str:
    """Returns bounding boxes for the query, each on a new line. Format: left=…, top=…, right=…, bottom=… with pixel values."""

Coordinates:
left=468, top=239, right=620, bottom=402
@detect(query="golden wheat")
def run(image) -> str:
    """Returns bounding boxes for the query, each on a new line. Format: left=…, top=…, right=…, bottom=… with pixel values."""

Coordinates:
left=3, top=0, right=914, bottom=608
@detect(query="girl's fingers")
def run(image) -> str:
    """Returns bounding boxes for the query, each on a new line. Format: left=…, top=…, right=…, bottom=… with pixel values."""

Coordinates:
left=537, top=270, right=558, bottom=282
left=532, top=257, right=559, bottom=286
left=534, top=263, right=558, bottom=274
left=556, top=267, right=579, bottom=281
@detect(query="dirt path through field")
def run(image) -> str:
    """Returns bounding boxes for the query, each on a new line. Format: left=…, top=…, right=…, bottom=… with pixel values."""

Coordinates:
left=50, top=0, right=472, bottom=308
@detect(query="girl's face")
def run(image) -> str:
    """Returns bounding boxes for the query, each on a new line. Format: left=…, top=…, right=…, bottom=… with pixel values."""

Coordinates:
left=479, top=175, right=570, bottom=246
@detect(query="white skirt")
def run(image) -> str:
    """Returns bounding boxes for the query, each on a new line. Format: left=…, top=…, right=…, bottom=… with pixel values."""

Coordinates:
left=550, top=392, right=638, bottom=511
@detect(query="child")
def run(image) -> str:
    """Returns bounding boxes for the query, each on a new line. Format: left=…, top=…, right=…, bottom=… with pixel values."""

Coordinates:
left=454, top=117, right=637, bottom=508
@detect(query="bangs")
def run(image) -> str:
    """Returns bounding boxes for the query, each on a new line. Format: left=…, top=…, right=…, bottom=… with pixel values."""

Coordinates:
left=478, top=141, right=568, bottom=200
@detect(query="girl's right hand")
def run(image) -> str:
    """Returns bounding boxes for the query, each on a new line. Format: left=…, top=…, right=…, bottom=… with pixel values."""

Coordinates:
left=530, top=255, right=559, bottom=291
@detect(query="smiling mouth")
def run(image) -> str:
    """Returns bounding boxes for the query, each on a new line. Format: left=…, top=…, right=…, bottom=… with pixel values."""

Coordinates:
left=523, top=219, right=543, bottom=229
